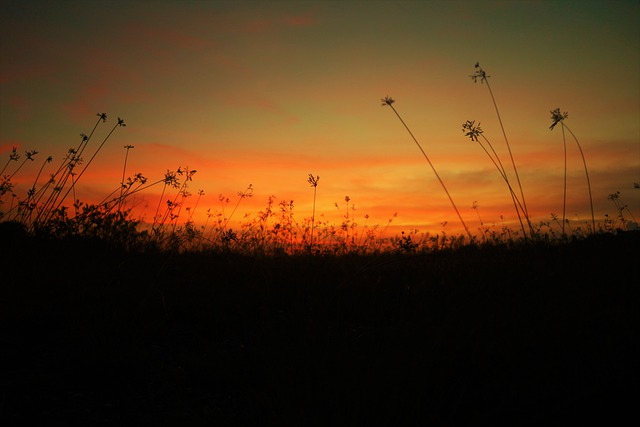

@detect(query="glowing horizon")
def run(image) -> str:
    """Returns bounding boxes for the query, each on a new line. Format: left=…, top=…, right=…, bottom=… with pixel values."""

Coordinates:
left=1, top=0, right=638, bottom=239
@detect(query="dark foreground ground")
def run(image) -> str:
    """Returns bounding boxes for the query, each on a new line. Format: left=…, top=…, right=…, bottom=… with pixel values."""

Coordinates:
left=1, top=232, right=638, bottom=425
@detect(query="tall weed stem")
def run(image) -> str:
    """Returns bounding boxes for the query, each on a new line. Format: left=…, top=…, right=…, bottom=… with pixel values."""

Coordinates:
left=382, top=96, right=472, bottom=240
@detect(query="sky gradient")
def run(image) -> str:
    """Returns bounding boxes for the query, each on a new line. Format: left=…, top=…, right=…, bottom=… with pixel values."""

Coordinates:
left=2, top=0, right=639, bottom=237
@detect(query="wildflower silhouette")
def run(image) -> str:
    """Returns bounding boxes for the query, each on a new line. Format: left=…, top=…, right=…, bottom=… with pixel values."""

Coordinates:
left=472, top=201, right=484, bottom=228
left=469, top=62, right=490, bottom=83
left=549, top=108, right=568, bottom=131
left=470, top=63, right=533, bottom=237
left=549, top=108, right=569, bottom=235
left=119, top=145, right=135, bottom=212
left=462, top=119, right=483, bottom=142
left=1, top=149, right=38, bottom=186
left=462, top=119, right=527, bottom=238
left=1, top=147, right=20, bottom=176
left=34, top=113, right=110, bottom=227
left=382, top=96, right=472, bottom=239
left=52, top=115, right=127, bottom=217
left=549, top=108, right=595, bottom=234
left=308, top=174, right=320, bottom=250
left=608, top=191, right=637, bottom=228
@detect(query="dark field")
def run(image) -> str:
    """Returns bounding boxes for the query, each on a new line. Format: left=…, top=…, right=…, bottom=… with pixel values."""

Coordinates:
left=1, top=231, right=638, bottom=425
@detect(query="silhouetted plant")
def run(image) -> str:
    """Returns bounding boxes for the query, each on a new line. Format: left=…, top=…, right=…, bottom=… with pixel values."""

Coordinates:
left=0, top=146, right=21, bottom=176
left=17, top=155, right=53, bottom=223
left=463, top=119, right=528, bottom=239
left=210, top=184, right=253, bottom=247
left=0, top=148, right=38, bottom=219
left=34, top=114, right=126, bottom=230
left=34, top=115, right=106, bottom=225
left=382, top=96, right=472, bottom=239
left=607, top=191, right=637, bottom=231
left=187, top=189, right=205, bottom=222
left=152, top=168, right=181, bottom=232
left=549, top=108, right=570, bottom=237
left=307, top=173, right=320, bottom=251
left=3, top=105, right=635, bottom=256
left=55, top=116, right=126, bottom=212
left=549, top=108, right=595, bottom=234
left=118, top=145, right=135, bottom=212
left=470, top=63, right=532, bottom=236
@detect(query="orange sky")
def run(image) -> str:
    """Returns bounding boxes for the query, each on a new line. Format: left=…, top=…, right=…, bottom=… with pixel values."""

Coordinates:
left=1, top=0, right=639, bottom=238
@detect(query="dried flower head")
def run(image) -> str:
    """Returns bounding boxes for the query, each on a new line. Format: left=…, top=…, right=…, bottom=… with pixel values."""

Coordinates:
left=462, top=120, right=483, bottom=142
left=307, top=174, right=320, bottom=187
left=9, top=147, right=19, bottom=161
left=549, top=108, right=568, bottom=130
left=470, top=62, right=489, bottom=84
left=381, top=96, right=395, bottom=106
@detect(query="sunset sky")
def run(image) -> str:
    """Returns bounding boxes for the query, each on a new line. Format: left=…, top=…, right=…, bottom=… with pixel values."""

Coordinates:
left=2, top=0, right=639, bottom=237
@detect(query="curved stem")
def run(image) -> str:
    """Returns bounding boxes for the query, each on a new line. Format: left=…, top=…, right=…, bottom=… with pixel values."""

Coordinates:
left=563, top=123, right=595, bottom=234
left=387, top=104, right=472, bottom=239
left=478, top=135, right=527, bottom=239
left=561, top=124, right=567, bottom=237
left=484, top=79, right=533, bottom=236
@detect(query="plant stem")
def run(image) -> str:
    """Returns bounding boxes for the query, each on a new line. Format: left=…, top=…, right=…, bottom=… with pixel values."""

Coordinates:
left=386, top=102, right=472, bottom=239
left=310, top=184, right=317, bottom=250
left=477, top=134, right=528, bottom=239
left=561, top=124, right=567, bottom=237
left=56, top=121, right=122, bottom=211
left=562, top=123, right=595, bottom=234
left=119, top=146, right=133, bottom=212
left=483, top=78, right=530, bottom=221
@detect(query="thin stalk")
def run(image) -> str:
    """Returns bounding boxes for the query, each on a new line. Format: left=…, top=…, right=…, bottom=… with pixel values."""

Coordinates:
left=41, top=115, right=105, bottom=217
left=471, top=64, right=533, bottom=236
left=550, top=109, right=593, bottom=235
left=54, top=118, right=126, bottom=213
left=563, top=123, right=595, bottom=234
left=483, top=76, right=530, bottom=221
left=476, top=133, right=528, bottom=239
left=119, top=145, right=134, bottom=212
left=307, top=174, right=320, bottom=251
left=4, top=150, right=38, bottom=183
left=188, top=190, right=204, bottom=222
left=152, top=183, right=169, bottom=230
left=383, top=97, right=472, bottom=239
left=213, top=184, right=253, bottom=245
left=561, top=124, right=567, bottom=237
left=311, top=186, right=317, bottom=248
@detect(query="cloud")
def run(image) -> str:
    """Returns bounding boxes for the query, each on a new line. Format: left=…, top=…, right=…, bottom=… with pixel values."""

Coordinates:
left=282, top=12, right=318, bottom=27
left=3, top=95, right=32, bottom=123
left=236, top=9, right=319, bottom=33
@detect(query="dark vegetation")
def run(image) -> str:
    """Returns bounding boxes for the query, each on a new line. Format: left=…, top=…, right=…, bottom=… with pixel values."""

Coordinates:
left=1, top=224, right=637, bottom=425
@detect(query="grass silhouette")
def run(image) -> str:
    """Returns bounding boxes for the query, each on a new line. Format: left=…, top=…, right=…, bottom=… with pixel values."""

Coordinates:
left=550, top=108, right=596, bottom=235
left=307, top=174, right=320, bottom=252
left=381, top=96, right=472, bottom=240
left=463, top=119, right=528, bottom=239
left=470, top=63, right=534, bottom=238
